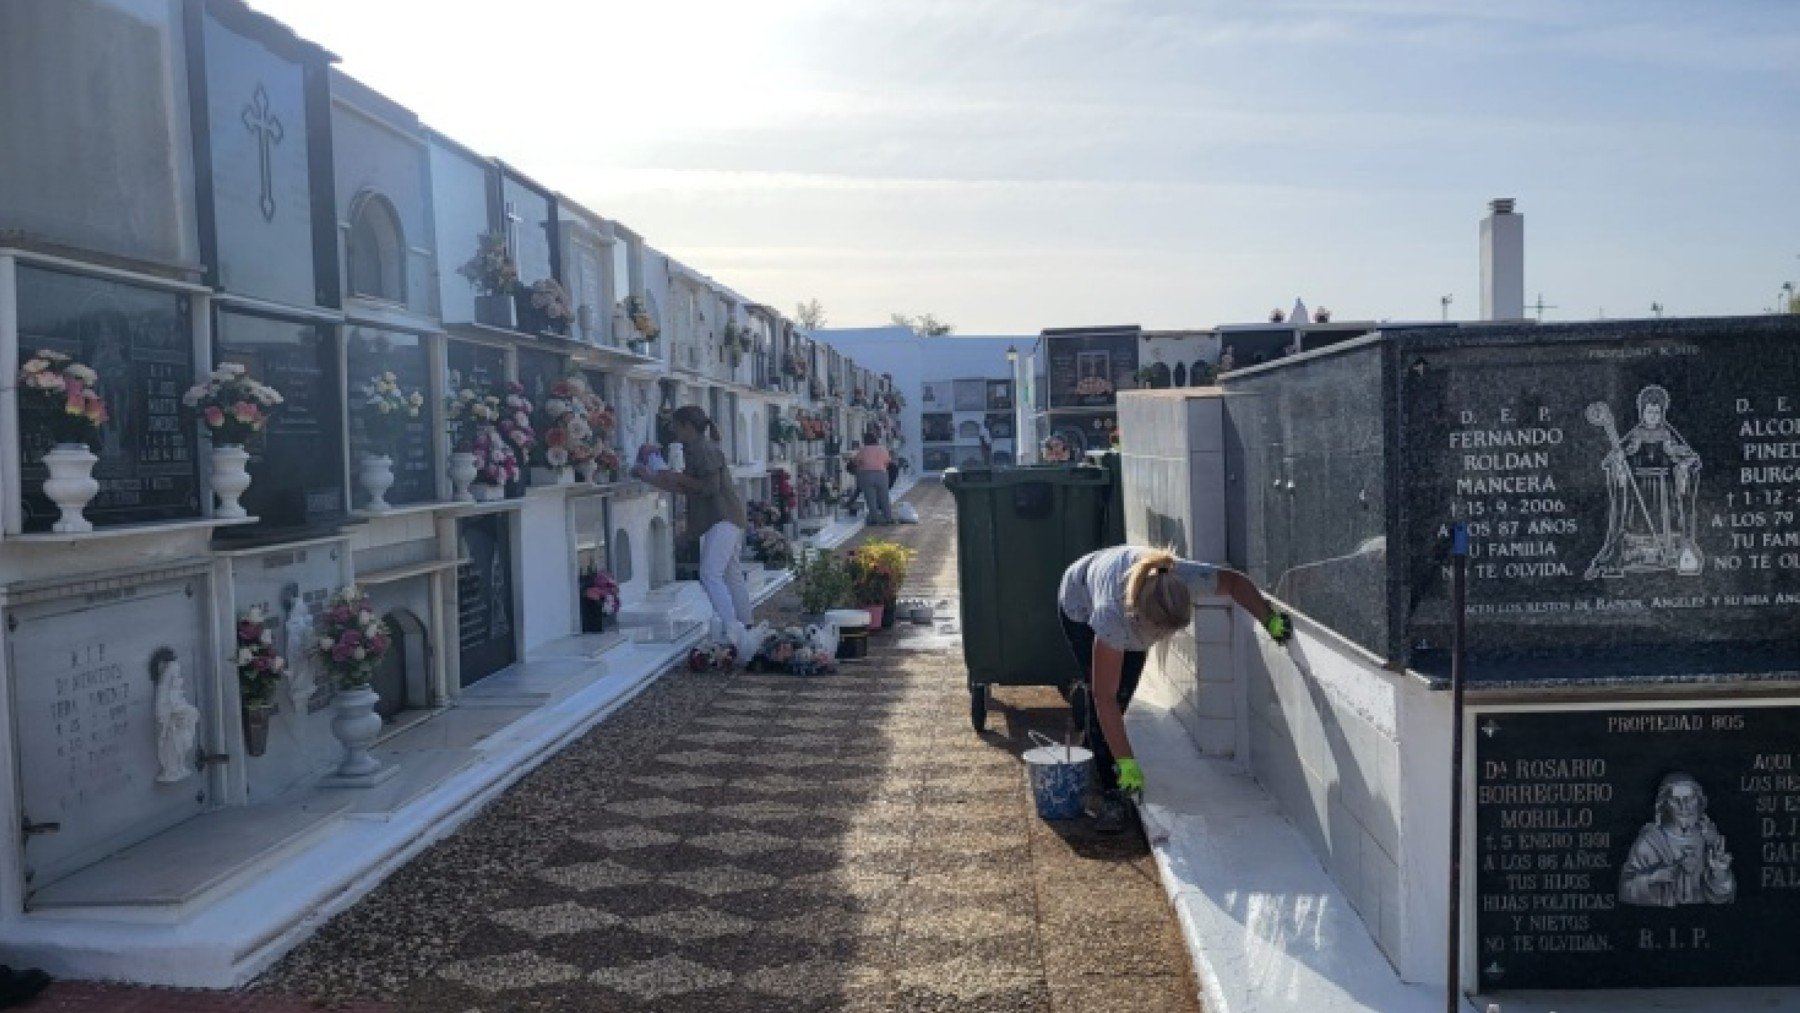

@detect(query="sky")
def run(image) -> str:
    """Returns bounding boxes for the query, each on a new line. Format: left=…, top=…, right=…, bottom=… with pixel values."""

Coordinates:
left=254, top=0, right=1800, bottom=333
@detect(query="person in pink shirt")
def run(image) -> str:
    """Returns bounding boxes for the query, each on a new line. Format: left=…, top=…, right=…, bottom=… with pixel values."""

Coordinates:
left=850, top=432, right=893, bottom=524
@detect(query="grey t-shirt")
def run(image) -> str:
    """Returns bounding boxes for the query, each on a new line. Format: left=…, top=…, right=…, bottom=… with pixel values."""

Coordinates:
left=1058, top=545, right=1219, bottom=651
left=682, top=438, right=747, bottom=532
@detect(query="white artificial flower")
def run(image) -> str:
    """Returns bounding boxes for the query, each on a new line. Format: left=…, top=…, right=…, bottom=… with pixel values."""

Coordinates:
left=237, top=647, right=255, bottom=664
left=352, top=647, right=367, bottom=660
left=317, top=636, right=335, bottom=651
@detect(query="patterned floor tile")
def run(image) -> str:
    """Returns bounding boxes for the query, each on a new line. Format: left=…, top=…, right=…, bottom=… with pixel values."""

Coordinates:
left=536, top=859, right=653, bottom=892
left=627, top=771, right=726, bottom=791
left=674, top=729, right=761, bottom=746
left=687, top=829, right=815, bottom=856
left=434, top=951, right=585, bottom=992
left=629, top=906, right=757, bottom=940
left=740, top=957, right=886, bottom=1002
left=586, top=954, right=733, bottom=1000
left=573, top=824, right=681, bottom=850
left=661, top=864, right=783, bottom=896
left=894, top=956, right=1040, bottom=1002
left=602, top=796, right=704, bottom=819
left=489, top=901, right=621, bottom=938
left=652, top=749, right=747, bottom=768
left=709, top=800, right=812, bottom=822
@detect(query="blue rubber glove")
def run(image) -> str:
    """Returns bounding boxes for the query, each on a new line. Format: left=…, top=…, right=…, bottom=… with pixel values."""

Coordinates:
left=1115, top=757, right=1145, bottom=797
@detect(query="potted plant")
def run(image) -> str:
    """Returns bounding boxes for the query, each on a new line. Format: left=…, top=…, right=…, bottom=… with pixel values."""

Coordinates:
left=357, top=372, right=424, bottom=513
left=458, top=231, right=519, bottom=328
left=235, top=606, right=286, bottom=757
left=579, top=564, right=620, bottom=633
left=18, top=349, right=110, bottom=533
left=790, top=546, right=852, bottom=619
left=313, top=586, right=394, bottom=785
left=848, top=540, right=914, bottom=630
left=182, top=363, right=284, bottom=519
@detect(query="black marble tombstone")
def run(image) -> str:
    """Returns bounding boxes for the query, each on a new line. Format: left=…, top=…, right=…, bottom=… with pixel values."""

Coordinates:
left=1043, top=327, right=1138, bottom=409
left=346, top=328, right=434, bottom=506
left=922, top=413, right=954, bottom=443
left=16, top=266, right=201, bottom=530
left=446, top=340, right=506, bottom=395
left=213, top=309, right=346, bottom=536
left=1220, top=316, right=1800, bottom=684
left=456, top=512, right=515, bottom=685
left=1473, top=704, right=1800, bottom=990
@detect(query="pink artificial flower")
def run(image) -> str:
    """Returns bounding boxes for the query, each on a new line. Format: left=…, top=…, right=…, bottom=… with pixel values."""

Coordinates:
left=204, top=406, right=225, bottom=426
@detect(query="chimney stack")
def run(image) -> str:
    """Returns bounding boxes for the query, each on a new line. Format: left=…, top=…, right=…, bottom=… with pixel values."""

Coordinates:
left=1480, top=198, right=1524, bottom=320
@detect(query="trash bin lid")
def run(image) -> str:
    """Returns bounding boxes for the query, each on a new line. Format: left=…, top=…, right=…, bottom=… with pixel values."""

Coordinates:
left=823, top=609, right=871, bottom=629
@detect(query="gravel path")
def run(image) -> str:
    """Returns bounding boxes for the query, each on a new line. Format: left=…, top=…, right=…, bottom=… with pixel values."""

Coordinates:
left=47, top=481, right=1200, bottom=1012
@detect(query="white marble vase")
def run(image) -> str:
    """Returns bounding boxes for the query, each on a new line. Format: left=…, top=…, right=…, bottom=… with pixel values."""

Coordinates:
left=41, top=442, right=99, bottom=533
left=210, top=444, right=252, bottom=519
left=324, top=685, right=392, bottom=786
left=448, top=451, right=478, bottom=502
left=574, top=460, right=596, bottom=483
left=359, top=453, right=395, bottom=513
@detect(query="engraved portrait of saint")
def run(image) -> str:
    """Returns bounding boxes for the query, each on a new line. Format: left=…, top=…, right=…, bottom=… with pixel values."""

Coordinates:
left=1619, top=772, right=1735, bottom=907
left=1584, top=385, right=1703, bottom=579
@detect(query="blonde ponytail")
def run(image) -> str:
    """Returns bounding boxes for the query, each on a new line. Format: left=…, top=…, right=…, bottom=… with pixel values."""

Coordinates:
left=1126, top=548, right=1193, bottom=637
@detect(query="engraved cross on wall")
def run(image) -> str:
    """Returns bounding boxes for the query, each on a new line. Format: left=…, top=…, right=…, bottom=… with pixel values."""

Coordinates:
left=241, top=85, right=285, bottom=223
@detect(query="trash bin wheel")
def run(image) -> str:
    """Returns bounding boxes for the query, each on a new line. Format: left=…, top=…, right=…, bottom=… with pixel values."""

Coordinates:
left=970, top=684, right=989, bottom=733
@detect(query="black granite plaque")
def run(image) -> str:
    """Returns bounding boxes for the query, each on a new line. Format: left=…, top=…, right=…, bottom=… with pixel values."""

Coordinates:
left=922, top=413, right=954, bottom=443
left=16, top=266, right=200, bottom=529
left=446, top=340, right=506, bottom=393
left=215, top=311, right=345, bottom=532
left=1045, top=411, right=1118, bottom=455
left=1045, top=330, right=1136, bottom=409
left=456, top=512, right=515, bottom=686
left=986, top=412, right=1015, bottom=440
left=346, top=328, right=433, bottom=506
left=1474, top=704, right=1800, bottom=990
left=1403, top=328, right=1800, bottom=675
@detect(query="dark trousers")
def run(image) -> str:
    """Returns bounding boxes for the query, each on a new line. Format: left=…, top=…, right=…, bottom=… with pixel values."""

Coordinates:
left=1059, top=614, right=1147, bottom=792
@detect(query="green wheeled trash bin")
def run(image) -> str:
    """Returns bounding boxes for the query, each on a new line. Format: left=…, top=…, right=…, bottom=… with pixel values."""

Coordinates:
left=944, top=462, right=1121, bottom=732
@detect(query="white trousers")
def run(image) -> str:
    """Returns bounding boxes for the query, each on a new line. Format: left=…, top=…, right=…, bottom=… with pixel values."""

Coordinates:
left=699, top=520, right=754, bottom=628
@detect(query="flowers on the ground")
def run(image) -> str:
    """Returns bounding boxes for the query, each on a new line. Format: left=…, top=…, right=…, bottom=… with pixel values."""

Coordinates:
left=313, top=587, right=390, bottom=689
left=18, top=348, right=110, bottom=445
left=457, top=231, right=517, bottom=296
left=358, top=372, right=424, bottom=456
left=183, top=363, right=283, bottom=447
left=688, top=641, right=738, bottom=672
left=750, top=626, right=836, bottom=676
left=235, top=606, right=287, bottom=707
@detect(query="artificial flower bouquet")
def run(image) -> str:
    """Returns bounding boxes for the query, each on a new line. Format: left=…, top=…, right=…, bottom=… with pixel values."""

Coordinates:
left=636, top=443, right=670, bottom=475
left=457, top=231, right=518, bottom=296
left=1041, top=435, right=1072, bottom=463
left=1074, top=375, right=1114, bottom=398
left=579, top=564, right=621, bottom=632
left=235, top=606, right=287, bottom=707
left=470, top=425, right=521, bottom=486
left=183, top=363, right=284, bottom=447
left=623, top=294, right=658, bottom=341
left=18, top=348, right=109, bottom=446
left=313, top=587, right=391, bottom=689
left=529, top=278, right=574, bottom=332
left=783, top=351, right=808, bottom=380
left=748, top=524, right=793, bottom=569
left=359, top=371, right=425, bottom=456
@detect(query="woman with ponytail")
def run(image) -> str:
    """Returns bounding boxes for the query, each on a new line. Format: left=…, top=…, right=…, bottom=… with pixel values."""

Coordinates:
left=633, top=405, right=753, bottom=636
left=1059, top=545, right=1291, bottom=831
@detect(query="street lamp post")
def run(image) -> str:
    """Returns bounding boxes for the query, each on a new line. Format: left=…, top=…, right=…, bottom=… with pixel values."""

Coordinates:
left=1006, top=345, right=1022, bottom=466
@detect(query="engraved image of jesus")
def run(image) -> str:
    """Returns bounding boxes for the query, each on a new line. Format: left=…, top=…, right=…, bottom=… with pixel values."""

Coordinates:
left=1584, top=385, right=1703, bottom=579
left=1619, top=772, right=1736, bottom=907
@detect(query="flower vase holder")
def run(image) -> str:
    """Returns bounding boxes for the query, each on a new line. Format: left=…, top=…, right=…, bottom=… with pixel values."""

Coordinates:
left=530, top=466, right=573, bottom=486
left=319, top=685, right=398, bottom=787
left=210, top=444, right=253, bottom=519
left=241, top=702, right=276, bottom=758
left=469, top=483, right=505, bottom=503
left=41, top=442, right=99, bottom=533
left=448, top=451, right=478, bottom=502
left=574, top=460, right=597, bottom=483
left=359, top=453, right=395, bottom=513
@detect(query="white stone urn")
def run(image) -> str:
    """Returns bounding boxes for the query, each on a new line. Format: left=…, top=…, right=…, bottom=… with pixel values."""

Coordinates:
left=210, top=444, right=252, bottom=519
left=359, top=452, right=395, bottom=513
left=322, top=684, right=393, bottom=786
left=41, top=442, right=99, bottom=533
left=448, top=451, right=478, bottom=502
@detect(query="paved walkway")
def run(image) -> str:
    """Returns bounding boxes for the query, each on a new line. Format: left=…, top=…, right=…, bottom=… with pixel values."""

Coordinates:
left=40, top=482, right=1198, bottom=1012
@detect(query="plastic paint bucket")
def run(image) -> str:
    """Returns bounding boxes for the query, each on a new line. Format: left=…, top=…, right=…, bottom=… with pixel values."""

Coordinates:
left=1023, top=732, right=1091, bottom=821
